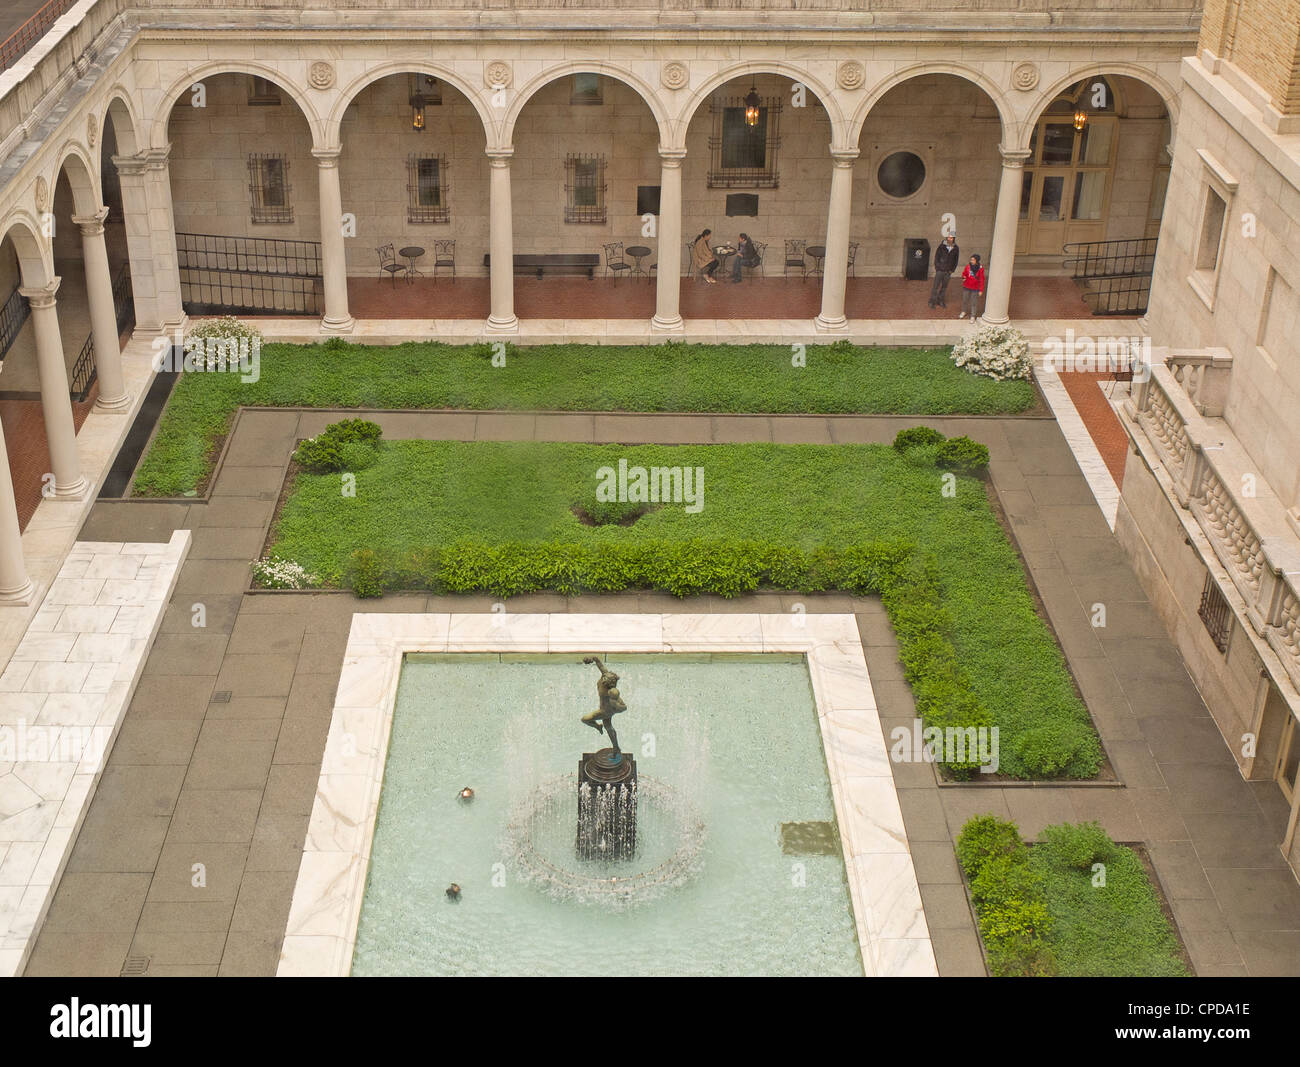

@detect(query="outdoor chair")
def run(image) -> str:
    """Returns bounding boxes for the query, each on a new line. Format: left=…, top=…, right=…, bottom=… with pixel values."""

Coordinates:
left=376, top=244, right=407, bottom=286
left=738, top=240, right=766, bottom=282
left=433, top=240, right=456, bottom=282
left=784, top=239, right=807, bottom=278
left=603, top=242, right=632, bottom=281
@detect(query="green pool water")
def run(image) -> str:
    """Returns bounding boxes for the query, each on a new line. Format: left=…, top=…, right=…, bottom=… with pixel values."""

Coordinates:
left=350, top=653, right=863, bottom=976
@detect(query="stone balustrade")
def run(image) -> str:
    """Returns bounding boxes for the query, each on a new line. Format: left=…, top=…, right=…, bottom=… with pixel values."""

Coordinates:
left=1167, top=346, right=1233, bottom=417
left=1126, top=358, right=1300, bottom=689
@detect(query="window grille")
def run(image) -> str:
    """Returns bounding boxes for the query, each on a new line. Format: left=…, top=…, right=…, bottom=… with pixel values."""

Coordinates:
left=708, top=97, right=781, bottom=188
left=1198, top=572, right=1232, bottom=654
left=248, top=154, right=293, bottom=224
left=565, top=154, right=607, bottom=224
left=407, top=154, right=451, bottom=223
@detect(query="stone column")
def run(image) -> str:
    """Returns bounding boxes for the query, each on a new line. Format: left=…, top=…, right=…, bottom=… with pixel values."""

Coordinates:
left=981, top=148, right=1031, bottom=326
left=486, top=147, right=517, bottom=333
left=313, top=147, right=355, bottom=334
left=815, top=148, right=859, bottom=332
left=652, top=147, right=686, bottom=332
left=19, top=280, right=87, bottom=498
left=112, top=152, right=162, bottom=338
left=144, top=146, right=186, bottom=332
left=0, top=416, right=33, bottom=604
left=73, top=206, right=130, bottom=411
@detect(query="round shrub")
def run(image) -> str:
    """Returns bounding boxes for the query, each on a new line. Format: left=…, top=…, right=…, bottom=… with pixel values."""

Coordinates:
left=955, top=814, right=1025, bottom=877
left=1012, top=720, right=1101, bottom=779
left=348, top=548, right=387, bottom=599
left=950, top=323, right=1032, bottom=381
left=293, top=435, right=344, bottom=474
left=328, top=418, right=384, bottom=446
left=1038, top=820, right=1118, bottom=870
left=293, top=419, right=385, bottom=473
left=338, top=440, right=380, bottom=472
left=935, top=435, right=990, bottom=474
left=892, top=425, right=946, bottom=452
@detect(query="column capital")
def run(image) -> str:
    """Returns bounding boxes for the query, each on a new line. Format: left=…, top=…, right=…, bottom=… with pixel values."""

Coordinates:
left=657, top=146, right=687, bottom=165
left=829, top=147, right=860, bottom=165
left=72, top=206, right=110, bottom=235
left=998, top=146, right=1033, bottom=166
left=144, top=144, right=172, bottom=172
left=19, top=278, right=60, bottom=308
left=486, top=146, right=515, bottom=166
left=312, top=146, right=344, bottom=167
left=111, top=152, right=149, bottom=177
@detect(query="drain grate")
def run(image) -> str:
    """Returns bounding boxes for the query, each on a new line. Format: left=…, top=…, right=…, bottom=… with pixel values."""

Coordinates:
left=120, top=955, right=150, bottom=976
left=210, top=691, right=232, bottom=703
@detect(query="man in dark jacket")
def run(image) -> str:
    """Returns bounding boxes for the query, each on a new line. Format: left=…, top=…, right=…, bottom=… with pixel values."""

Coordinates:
left=930, top=233, right=959, bottom=308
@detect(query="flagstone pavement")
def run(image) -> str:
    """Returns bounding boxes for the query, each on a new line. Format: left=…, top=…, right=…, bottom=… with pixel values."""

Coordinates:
left=16, top=406, right=1300, bottom=976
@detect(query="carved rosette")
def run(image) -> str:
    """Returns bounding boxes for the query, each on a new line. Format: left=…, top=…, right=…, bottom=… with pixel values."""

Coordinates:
left=837, top=60, right=866, bottom=91
left=87, top=113, right=97, bottom=148
left=485, top=61, right=512, bottom=90
left=1011, top=62, right=1040, bottom=92
left=309, top=62, right=336, bottom=91
left=661, top=61, right=689, bottom=91
left=35, top=176, right=48, bottom=212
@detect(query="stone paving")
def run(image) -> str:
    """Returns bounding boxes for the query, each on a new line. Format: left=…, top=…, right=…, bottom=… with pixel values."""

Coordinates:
left=18, top=404, right=1300, bottom=976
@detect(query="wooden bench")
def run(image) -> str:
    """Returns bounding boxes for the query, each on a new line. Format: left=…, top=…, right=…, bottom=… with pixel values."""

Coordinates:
left=483, top=253, right=600, bottom=280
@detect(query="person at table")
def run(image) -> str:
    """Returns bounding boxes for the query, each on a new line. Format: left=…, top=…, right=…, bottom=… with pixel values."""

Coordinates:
left=691, top=228, right=719, bottom=284
left=929, top=232, right=958, bottom=309
left=731, top=233, right=761, bottom=283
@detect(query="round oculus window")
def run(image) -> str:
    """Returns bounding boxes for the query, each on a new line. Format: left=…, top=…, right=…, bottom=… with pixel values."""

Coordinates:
left=877, top=151, right=926, bottom=199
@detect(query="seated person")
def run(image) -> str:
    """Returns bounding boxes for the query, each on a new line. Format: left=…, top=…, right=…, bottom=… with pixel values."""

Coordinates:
left=691, top=228, right=719, bottom=284
left=731, top=233, right=760, bottom=282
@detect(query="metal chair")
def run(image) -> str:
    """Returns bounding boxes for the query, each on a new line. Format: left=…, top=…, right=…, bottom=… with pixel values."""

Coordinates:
left=433, top=240, right=456, bottom=283
left=685, top=240, right=707, bottom=282
left=603, top=242, right=632, bottom=282
left=1105, top=340, right=1137, bottom=398
left=846, top=241, right=859, bottom=278
left=376, top=244, right=407, bottom=287
left=784, top=239, right=807, bottom=278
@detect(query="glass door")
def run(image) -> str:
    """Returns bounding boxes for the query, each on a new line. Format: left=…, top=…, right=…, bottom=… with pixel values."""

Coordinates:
left=1029, top=171, right=1070, bottom=254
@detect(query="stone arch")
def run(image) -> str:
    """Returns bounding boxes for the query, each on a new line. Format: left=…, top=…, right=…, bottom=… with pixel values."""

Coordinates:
left=102, top=88, right=141, bottom=157
left=680, top=62, right=847, bottom=149
left=0, top=215, right=53, bottom=289
left=1019, top=64, right=1180, bottom=152
left=330, top=61, right=494, bottom=148
left=849, top=62, right=1011, bottom=146
left=503, top=62, right=672, bottom=147
left=149, top=61, right=323, bottom=148
left=52, top=141, right=101, bottom=216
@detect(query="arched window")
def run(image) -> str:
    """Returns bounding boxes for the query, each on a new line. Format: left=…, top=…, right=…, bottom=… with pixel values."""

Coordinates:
left=1016, top=77, right=1120, bottom=255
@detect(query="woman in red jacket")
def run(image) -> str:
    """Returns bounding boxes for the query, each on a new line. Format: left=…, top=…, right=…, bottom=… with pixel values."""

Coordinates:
left=960, top=254, right=985, bottom=320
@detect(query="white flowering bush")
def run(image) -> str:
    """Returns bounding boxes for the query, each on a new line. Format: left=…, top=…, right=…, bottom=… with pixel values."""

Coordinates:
left=185, top=316, right=263, bottom=371
left=251, top=557, right=319, bottom=590
left=950, top=323, right=1032, bottom=382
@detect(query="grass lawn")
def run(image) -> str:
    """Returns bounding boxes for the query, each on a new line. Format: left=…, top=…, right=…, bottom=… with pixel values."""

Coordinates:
left=958, top=817, right=1189, bottom=976
left=132, top=341, right=1037, bottom=496
left=268, top=439, right=1099, bottom=779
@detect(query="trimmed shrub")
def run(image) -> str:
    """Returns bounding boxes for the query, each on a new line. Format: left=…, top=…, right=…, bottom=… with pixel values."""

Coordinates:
left=348, top=548, right=386, bottom=599
left=1037, top=820, right=1118, bottom=870
left=1012, top=720, right=1102, bottom=779
left=955, top=814, right=1026, bottom=877
left=935, top=435, right=990, bottom=473
left=292, top=435, right=344, bottom=474
left=293, top=419, right=384, bottom=474
left=328, top=418, right=384, bottom=446
left=893, top=425, right=946, bottom=452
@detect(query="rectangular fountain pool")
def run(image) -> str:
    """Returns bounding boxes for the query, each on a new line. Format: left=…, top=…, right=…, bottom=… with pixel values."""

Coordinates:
left=350, top=653, right=864, bottom=977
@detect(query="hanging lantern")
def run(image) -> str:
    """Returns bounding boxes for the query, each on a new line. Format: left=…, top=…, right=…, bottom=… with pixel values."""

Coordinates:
left=1073, top=108, right=1088, bottom=131
left=412, top=103, right=426, bottom=131
left=744, top=84, right=761, bottom=127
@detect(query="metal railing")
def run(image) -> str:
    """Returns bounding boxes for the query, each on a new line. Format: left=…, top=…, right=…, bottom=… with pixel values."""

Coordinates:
left=70, top=331, right=97, bottom=402
left=1063, top=236, right=1157, bottom=316
left=0, top=0, right=76, bottom=73
left=176, top=232, right=323, bottom=316
left=1080, top=273, right=1153, bottom=316
left=112, top=261, right=134, bottom=335
left=0, top=284, right=31, bottom=362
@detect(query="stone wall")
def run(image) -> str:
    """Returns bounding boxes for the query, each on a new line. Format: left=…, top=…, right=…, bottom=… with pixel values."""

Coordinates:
left=1146, top=58, right=1300, bottom=510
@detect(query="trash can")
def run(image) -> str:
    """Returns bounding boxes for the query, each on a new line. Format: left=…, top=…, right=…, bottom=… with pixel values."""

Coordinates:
left=903, top=238, right=931, bottom=280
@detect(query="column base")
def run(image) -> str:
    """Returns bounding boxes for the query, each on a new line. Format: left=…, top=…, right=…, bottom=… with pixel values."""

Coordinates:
left=320, top=315, right=356, bottom=335
left=814, top=314, right=848, bottom=332
left=48, top=476, right=89, bottom=500
left=0, top=577, right=35, bottom=606
left=651, top=314, right=684, bottom=332
left=484, top=315, right=518, bottom=334
left=979, top=314, right=1010, bottom=327
left=94, top=391, right=133, bottom=413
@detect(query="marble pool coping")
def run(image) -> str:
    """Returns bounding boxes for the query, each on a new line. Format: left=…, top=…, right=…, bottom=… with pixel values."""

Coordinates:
left=277, top=612, right=937, bottom=977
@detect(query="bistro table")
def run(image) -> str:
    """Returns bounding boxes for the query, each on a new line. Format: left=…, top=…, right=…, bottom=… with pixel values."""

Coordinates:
left=713, top=245, right=737, bottom=280
left=398, top=245, right=425, bottom=283
left=805, top=244, right=826, bottom=277
left=625, top=244, right=652, bottom=280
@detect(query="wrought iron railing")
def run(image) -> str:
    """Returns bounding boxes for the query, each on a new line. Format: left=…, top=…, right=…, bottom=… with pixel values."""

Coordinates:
left=1063, top=237, right=1157, bottom=316
left=1078, top=272, right=1152, bottom=316
left=176, top=232, right=322, bottom=316
left=70, top=332, right=97, bottom=402
left=0, top=284, right=31, bottom=362
left=0, top=0, right=76, bottom=73
left=112, top=261, right=134, bottom=335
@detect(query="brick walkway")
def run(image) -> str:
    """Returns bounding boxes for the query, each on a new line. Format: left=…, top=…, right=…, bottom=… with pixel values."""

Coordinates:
left=0, top=387, right=99, bottom=531
left=19, top=406, right=1300, bottom=976
left=1058, top=371, right=1129, bottom=486
left=344, top=274, right=1108, bottom=322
